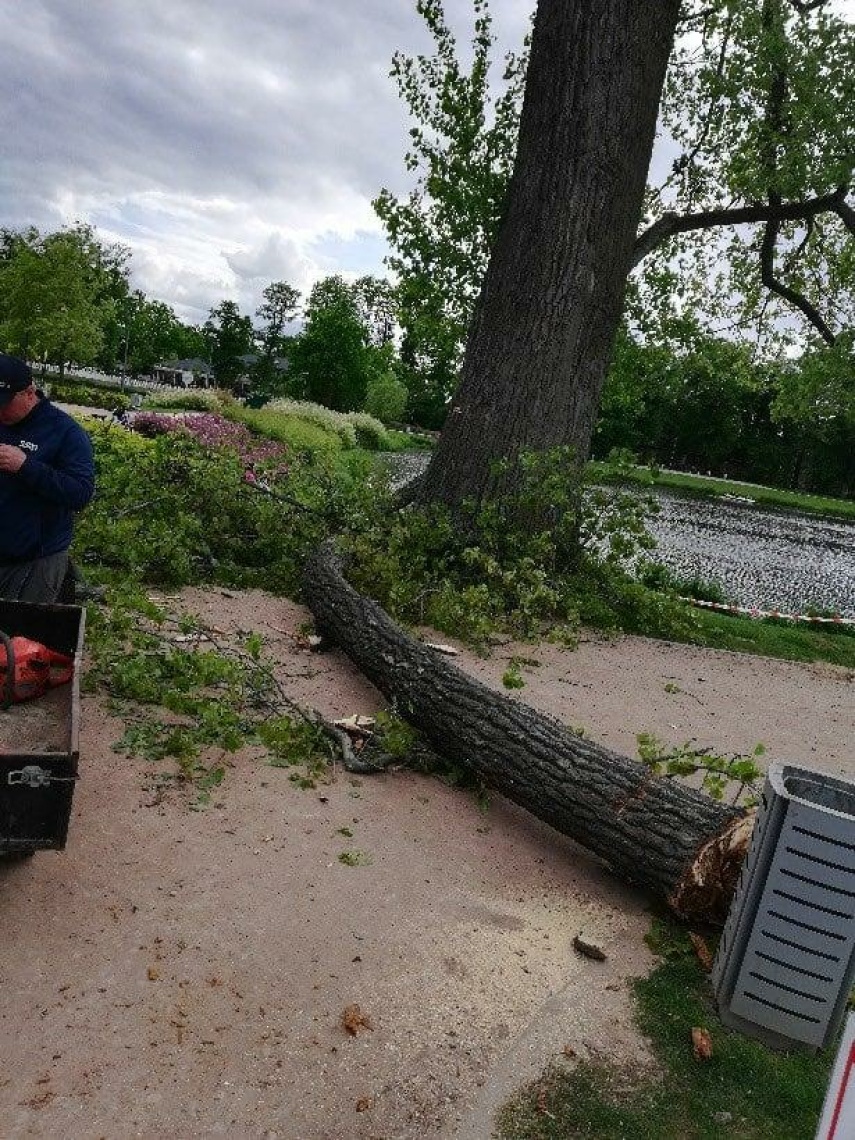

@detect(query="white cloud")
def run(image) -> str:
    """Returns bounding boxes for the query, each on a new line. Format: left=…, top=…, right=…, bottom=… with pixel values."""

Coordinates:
left=3, top=1, right=848, bottom=328
left=2, top=0, right=537, bottom=321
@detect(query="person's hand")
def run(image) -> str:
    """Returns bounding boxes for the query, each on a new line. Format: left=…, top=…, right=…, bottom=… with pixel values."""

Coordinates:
left=0, top=443, right=27, bottom=473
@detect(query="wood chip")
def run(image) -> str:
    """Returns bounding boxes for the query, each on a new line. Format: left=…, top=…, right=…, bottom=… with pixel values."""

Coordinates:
left=572, top=935, right=607, bottom=962
left=689, top=932, right=714, bottom=973
left=342, top=1004, right=373, bottom=1036
left=423, top=642, right=460, bottom=656
left=334, top=715, right=376, bottom=735
left=691, top=1026, right=713, bottom=1061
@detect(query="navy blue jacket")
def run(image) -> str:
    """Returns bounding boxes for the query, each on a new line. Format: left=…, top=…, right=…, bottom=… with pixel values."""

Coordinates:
left=0, top=398, right=95, bottom=563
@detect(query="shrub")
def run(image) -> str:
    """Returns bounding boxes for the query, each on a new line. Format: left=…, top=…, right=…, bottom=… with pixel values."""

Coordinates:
left=128, top=411, right=290, bottom=476
left=364, top=373, right=408, bottom=424
left=265, top=398, right=358, bottom=446
left=261, top=398, right=390, bottom=450
left=48, top=381, right=131, bottom=412
left=347, top=411, right=391, bottom=450
left=228, top=406, right=344, bottom=455
left=143, top=388, right=229, bottom=412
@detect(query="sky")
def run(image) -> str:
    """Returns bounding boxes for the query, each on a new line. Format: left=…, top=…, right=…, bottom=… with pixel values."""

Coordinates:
left=2, top=2, right=850, bottom=334
left=0, top=1, right=533, bottom=326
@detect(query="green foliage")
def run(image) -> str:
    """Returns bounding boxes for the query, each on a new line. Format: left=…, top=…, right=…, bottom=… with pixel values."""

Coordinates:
left=85, top=590, right=341, bottom=797
left=594, top=327, right=855, bottom=497
left=203, top=299, right=254, bottom=389
left=774, top=335, right=855, bottom=430
left=143, top=387, right=228, bottom=412
left=0, top=224, right=128, bottom=372
left=338, top=850, right=372, bottom=867
left=379, top=1, right=854, bottom=442
left=374, top=0, right=529, bottom=420
left=352, top=275, right=397, bottom=347
left=105, top=290, right=203, bottom=378
left=87, top=592, right=255, bottom=787
left=256, top=398, right=391, bottom=451
left=228, top=402, right=347, bottom=454
left=501, top=660, right=526, bottom=690
left=374, top=710, right=418, bottom=758
left=638, top=562, right=727, bottom=606
left=645, top=1, right=855, bottom=350
left=256, top=716, right=332, bottom=787
left=288, top=276, right=375, bottom=412
left=346, top=411, right=391, bottom=451
left=264, top=397, right=357, bottom=446
left=48, top=381, right=131, bottom=413
left=74, top=420, right=385, bottom=594
left=364, top=371, right=409, bottom=424
left=498, top=919, right=832, bottom=1139
left=636, top=733, right=765, bottom=804
left=591, top=460, right=855, bottom=522
left=346, top=447, right=693, bottom=651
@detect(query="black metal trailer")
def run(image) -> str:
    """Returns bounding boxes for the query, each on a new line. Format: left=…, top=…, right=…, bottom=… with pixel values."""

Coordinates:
left=0, top=600, right=86, bottom=857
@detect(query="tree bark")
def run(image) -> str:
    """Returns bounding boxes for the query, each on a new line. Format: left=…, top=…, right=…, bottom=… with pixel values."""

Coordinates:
left=417, top=0, right=681, bottom=509
left=303, top=541, right=751, bottom=925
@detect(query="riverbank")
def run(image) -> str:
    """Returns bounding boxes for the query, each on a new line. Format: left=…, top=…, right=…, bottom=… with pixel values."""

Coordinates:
left=380, top=451, right=855, bottom=621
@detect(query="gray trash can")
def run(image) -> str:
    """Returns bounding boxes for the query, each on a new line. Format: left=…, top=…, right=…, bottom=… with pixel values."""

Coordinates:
left=712, top=763, right=855, bottom=1052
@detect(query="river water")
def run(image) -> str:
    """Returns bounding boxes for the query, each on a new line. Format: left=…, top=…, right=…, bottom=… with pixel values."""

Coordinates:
left=380, top=452, right=855, bottom=619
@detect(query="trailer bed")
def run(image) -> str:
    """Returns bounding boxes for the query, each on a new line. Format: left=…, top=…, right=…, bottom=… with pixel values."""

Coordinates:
left=0, top=600, right=85, bottom=856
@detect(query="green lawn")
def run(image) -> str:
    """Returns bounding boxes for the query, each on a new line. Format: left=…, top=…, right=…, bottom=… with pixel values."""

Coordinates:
left=683, top=607, right=855, bottom=668
left=497, top=921, right=833, bottom=1140
left=590, top=462, right=855, bottom=521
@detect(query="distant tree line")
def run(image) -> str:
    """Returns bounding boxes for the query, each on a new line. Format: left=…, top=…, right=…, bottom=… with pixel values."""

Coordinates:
left=0, top=224, right=408, bottom=424
left=596, top=324, right=855, bottom=496
left=1, top=218, right=852, bottom=494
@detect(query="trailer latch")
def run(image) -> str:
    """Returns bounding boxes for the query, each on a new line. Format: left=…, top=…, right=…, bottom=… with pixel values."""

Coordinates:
left=7, top=766, right=76, bottom=788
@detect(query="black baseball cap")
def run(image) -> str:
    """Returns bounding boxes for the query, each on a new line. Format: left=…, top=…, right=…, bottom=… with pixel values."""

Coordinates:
left=0, top=354, right=33, bottom=406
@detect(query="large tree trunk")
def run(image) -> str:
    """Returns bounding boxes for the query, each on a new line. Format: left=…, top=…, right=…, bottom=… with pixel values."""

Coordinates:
left=418, top=0, right=681, bottom=509
left=304, top=542, right=752, bottom=925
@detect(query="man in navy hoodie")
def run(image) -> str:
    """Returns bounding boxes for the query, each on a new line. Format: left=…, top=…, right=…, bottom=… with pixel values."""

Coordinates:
left=0, top=353, right=95, bottom=603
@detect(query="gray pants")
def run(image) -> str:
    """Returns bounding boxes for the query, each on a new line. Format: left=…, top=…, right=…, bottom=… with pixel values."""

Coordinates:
left=0, top=551, right=70, bottom=604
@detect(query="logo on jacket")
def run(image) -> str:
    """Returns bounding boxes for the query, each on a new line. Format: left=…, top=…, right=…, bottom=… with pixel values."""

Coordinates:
left=18, top=440, right=39, bottom=452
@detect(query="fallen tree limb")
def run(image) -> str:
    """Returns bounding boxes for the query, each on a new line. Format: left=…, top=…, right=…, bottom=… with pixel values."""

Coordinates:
left=303, top=540, right=752, bottom=924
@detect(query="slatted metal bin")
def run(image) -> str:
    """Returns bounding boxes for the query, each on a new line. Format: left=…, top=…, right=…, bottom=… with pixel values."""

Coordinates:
left=0, top=600, right=85, bottom=856
left=712, top=763, right=855, bottom=1051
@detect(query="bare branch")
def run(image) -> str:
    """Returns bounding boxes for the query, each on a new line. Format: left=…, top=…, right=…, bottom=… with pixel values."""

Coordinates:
left=678, top=5, right=719, bottom=27
left=782, top=214, right=815, bottom=274
left=760, top=213, right=836, bottom=344
left=788, top=0, right=831, bottom=13
left=833, top=197, right=855, bottom=236
left=661, top=13, right=733, bottom=206
left=631, top=189, right=849, bottom=267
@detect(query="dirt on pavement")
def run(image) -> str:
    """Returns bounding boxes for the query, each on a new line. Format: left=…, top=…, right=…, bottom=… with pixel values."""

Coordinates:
left=1, top=587, right=853, bottom=1139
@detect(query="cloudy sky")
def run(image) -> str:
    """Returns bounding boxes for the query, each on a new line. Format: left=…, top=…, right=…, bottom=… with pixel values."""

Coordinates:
left=0, top=1, right=532, bottom=325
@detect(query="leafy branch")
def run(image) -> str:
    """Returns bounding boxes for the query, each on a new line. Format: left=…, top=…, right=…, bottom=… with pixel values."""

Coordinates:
left=637, top=732, right=765, bottom=805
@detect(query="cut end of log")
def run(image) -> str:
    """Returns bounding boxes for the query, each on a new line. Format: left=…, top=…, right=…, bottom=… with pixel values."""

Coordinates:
left=668, top=812, right=755, bottom=925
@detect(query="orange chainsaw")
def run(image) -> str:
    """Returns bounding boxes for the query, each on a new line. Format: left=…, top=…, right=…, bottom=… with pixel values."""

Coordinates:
left=0, top=630, right=74, bottom=708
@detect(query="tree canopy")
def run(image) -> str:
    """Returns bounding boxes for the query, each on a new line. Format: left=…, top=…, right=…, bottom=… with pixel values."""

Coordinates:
left=0, top=224, right=129, bottom=378
left=377, top=0, right=854, bottom=508
left=373, top=0, right=528, bottom=418
left=377, top=0, right=854, bottom=442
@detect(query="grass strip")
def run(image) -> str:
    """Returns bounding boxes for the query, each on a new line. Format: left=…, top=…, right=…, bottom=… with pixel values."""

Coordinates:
left=497, top=921, right=833, bottom=1140
left=590, top=462, right=855, bottom=521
